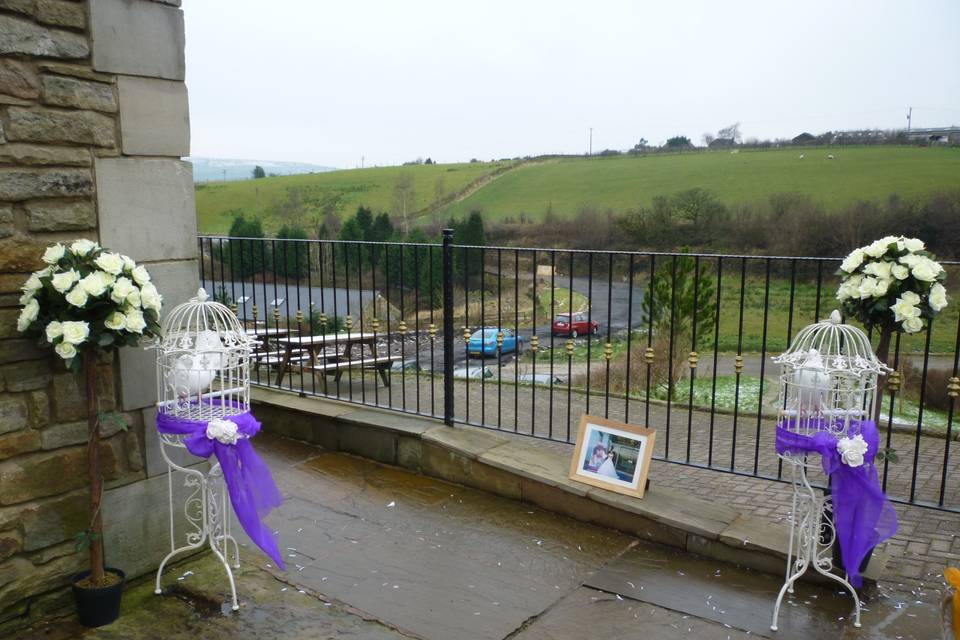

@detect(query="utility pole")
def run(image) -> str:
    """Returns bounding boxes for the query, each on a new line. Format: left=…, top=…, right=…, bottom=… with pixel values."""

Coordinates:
left=361, top=155, right=365, bottom=169
left=589, top=127, right=593, bottom=156
left=906, top=107, right=912, bottom=132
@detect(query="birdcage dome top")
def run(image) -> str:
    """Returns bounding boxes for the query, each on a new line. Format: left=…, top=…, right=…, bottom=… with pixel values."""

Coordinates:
left=157, top=288, right=251, bottom=353
left=773, top=310, right=888, bottom=376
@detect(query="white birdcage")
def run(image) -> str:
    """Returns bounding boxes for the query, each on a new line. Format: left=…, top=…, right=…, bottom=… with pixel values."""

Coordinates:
left=152, top=288, right=253, bottom=611
left=774, top=309, right=887, bottom=441
left=770, top=309, right=889, bottom=632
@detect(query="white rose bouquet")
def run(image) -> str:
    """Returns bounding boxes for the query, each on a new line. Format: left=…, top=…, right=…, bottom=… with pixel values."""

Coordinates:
left=15, top=239, right=162, bottom=591
left=836, top=235, right=948, bottom=336
left=17, top=239, right=162, bottom=372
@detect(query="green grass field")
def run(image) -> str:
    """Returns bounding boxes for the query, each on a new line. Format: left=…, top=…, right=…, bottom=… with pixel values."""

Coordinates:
left=195, top=161, right=505, bottom=235
left=195, top=147, right=960, bottom=234
left=441, top=146, right=960, bottom=221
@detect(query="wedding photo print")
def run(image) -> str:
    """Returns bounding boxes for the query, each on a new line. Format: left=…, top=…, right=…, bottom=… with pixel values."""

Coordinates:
left=568, top=416, right=656, bottom=498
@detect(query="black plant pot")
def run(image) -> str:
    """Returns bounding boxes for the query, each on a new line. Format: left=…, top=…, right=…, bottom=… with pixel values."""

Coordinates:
left=71, top=567, right=125, bottom=628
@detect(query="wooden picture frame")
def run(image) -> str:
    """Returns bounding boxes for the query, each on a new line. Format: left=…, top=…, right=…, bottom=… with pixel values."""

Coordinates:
left=568, top=415, right=656, bottom=498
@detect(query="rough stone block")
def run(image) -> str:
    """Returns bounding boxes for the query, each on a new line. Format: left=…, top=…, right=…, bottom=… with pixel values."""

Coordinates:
left=0, top=309, right=19, bottom=339
left=0, top=396, right=29, bottom=435
left=0, top=531, right=20, bottom=563
left=17, top=491, right=86, bottom=551
left=5, top=107, right=116, bottom=148
left=94, top=158, right=197, bottom=262
left=250, top=399, right=339, bottom=451
left=28, top=390, right=49, bottom=427
left=26, top=199, right=96, bottom=232
left=0, top=205, right=11, bottom=239
left=0, top=441, right=120, bottom=505
left=50, top=366, right=114, bottom=422
left=0, top=551, right=85, bottom=612
left=38, top=62, right=113, bottom=83
left=0, top=143, right=91, bottom=166
left=117, top=75, right=188, bottom=156
left=587, top=485, right=738, bottom=541
left=0, top=430, right=41, bottom=461
left=396, top=435, right=421, bottom=471
left=0, top=59, right=39, bottom=100
left=116, top=260, right=197, bottom=410
left=0, top=168, right=93, bottom=201
left=479, top=441, right=589, bottom=496
left=89, top=0, right=184, bottom=80
left=41, top=75, right=116, bottom=112
left=0, top=338, right=46, bottom=365
left=0, top=360, right=52, bottom=393
left=36, top=0, right=86, bottom=30
left=422, top=424, right=509, bottom=459
left=39, top=415, right=126, bottom=449
left=0, top=0, right=35, bottom=16
left=0, top=14, right=88, bottom=58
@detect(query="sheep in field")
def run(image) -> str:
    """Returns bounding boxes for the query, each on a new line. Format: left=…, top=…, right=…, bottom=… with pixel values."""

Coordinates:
left=799, top=154, right=805, bottom=159
left=827, top=154, right=835, bottom=160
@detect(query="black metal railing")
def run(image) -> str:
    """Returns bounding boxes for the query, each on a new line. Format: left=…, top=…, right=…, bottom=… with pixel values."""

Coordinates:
left=198, top=234, right=960, bottom=513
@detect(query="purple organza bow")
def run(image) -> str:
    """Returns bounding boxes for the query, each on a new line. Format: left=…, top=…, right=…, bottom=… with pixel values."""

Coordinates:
left=156, top=401, right=284, bottom=569
left=775, top=419, right=897, bottom=587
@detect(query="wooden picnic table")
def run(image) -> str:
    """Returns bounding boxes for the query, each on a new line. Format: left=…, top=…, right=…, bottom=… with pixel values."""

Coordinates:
left=274, top=332, right=399, bottom=388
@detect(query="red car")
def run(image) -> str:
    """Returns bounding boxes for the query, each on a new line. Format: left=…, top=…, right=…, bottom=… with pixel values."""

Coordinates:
left=552, top=312, right=598, bottom=337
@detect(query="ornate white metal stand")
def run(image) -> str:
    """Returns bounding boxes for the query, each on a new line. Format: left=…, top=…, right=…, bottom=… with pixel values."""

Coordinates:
left=770, top=456, right=861, bottom=631
left=769, top=310, right=887, bottom=632
left=152, top=288, right=254, bottom=612
left=153, top=434, right=241, bottom=611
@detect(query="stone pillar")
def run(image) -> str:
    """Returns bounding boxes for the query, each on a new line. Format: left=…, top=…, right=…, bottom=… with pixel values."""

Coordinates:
left=0, top=0, right=199, bottom=629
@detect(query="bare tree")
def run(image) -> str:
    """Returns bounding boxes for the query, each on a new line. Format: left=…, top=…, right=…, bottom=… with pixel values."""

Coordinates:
left=392, top=172, right=415, bottom=234
left=717, top=122, right=741, bottom=143
left=702, top=133, right=715, bottom=146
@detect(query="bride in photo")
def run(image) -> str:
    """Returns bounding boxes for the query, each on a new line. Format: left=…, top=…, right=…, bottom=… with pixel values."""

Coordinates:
left=597, top=450, right=618, bottom=479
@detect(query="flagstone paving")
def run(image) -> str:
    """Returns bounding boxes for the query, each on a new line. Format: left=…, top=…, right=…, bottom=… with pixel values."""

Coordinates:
left=15, top=433, right=948, bottom=639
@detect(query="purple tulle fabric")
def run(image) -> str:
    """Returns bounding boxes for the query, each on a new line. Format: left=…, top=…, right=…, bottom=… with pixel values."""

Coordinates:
left=156, top=400, right=284, bottom=569
left=775, top=419, right=897, bottom=587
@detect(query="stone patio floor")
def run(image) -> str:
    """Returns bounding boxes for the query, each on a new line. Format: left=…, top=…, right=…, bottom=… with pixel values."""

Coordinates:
left=16, top=433, right=949, bottom=639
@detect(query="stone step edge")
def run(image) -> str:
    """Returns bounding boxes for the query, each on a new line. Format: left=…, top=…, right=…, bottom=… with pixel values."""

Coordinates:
left=250, top=386, right=890, bottom=587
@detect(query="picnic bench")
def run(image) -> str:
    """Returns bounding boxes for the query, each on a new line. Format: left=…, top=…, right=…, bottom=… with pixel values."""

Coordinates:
left=274, top=332, right=401, bottom=389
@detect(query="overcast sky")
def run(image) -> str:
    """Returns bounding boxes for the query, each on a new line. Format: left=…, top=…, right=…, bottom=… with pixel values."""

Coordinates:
left=183, top=0, right=960, bottom=168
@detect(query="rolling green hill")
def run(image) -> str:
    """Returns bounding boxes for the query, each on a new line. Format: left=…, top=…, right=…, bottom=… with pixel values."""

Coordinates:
left=441, top=146, right=960, bottom=221
left=195, top=147, right=960, bottom=234
left=195, top=161, right=507, bottom=235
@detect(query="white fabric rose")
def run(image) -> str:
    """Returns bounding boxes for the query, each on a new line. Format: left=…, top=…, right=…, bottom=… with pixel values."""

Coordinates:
left=911, top=259, right=938, bottom=282
left=42, top=243, right=66, bottom=264
left=131, top=265, right=151, bottom=286
left=22, top=273, right=43, bottom=294
left=120, top=255, right=136, bottom=272
left=126, top=289, right=142, bottom=308
left=836, top=434, right=868, bottom=468
left=104, top=312, right=127, bottom=331
left=899, top=253, right=922, bottom=267
left=17, top=299, right=39, bottom=332
left=863, top=261, right=893, bottom=280
left=61, top=320, right=90, bottom=345
left=65, top=285, right=88, bottom=308
left=840, top=248, right=864, bottom=273
left=94, top=252, right=125, bottom=276
left=110, top=277, right=137, bottom=305
left=19, top=290, right=35, bottom=305
left=51, top=269, right=80, bottom=293
left=125, top=308, right=147, bottom=333
left=929, top=283, right=948, bottom=313
left=79, top=271, right=112, bottom=297
left=55, top=341, right=77, bottom=361
left=45, top=320, right=63, bottom=343
left=902, top=316, right=924, bottom=333
left=891, top=264, right=909, bottom=280
left=857, top=276, right=878, bottom=299
left=891, top=295, right=920, bottom=322
left=864, top=239, right=892, bottom=258
left=206, top=418, right=240, bottom=445
left=70, top=239, right=99, bottom=256
left=140, top=282, right=162, bottom=312
left=901, top=237, right=924, bottom=252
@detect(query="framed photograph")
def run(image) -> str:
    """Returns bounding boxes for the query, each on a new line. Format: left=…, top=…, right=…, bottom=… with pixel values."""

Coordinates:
left=568, top=415, right=656, bottom=498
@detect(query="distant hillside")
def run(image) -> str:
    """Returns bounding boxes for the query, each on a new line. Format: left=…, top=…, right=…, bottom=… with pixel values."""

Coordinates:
left=194, top=147, right=960, bottom=235
left=195, top=161, right=508, bottom=234
left=189, top=157, right=336, bottom=183
left=442, top=146, right=960, bottom=221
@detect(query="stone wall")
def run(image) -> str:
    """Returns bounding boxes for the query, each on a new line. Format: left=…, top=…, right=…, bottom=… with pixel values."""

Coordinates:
left=0, top=0, right=198, bottom=629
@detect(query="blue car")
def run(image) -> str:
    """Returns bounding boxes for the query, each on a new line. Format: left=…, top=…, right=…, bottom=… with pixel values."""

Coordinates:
left=468, top=327, right=522, bottom=358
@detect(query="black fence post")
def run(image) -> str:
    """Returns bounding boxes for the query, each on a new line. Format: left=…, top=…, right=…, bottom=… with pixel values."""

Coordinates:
left=442, top=228, right=455, bottom=426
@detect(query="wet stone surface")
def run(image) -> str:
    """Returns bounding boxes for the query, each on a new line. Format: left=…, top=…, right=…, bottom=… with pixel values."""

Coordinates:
left=13, top=433, right=948, bottom=639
